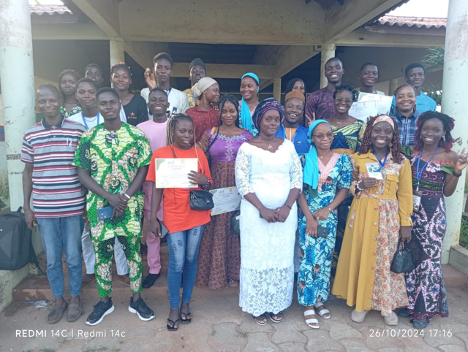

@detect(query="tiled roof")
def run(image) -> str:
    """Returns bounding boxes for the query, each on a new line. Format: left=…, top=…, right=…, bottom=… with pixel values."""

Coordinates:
left=375, top=15, right=446, bottom=29
left=30, top=5, right=72, bottom=16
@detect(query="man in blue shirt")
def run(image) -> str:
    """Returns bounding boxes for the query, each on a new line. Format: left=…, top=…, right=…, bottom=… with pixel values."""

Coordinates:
left=276, top=91, right=310, bottom=156
left=390, top=62, right=437, bottom=114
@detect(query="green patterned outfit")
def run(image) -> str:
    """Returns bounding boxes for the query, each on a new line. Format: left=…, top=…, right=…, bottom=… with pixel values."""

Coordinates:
left=73, top=123, right=152, bottom=297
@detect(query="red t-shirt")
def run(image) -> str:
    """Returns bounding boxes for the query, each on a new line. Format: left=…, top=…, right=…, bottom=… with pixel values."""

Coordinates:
left=146, top=145, right=212, bottom=233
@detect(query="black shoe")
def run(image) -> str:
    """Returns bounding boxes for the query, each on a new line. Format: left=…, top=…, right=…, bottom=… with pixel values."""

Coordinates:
left=142, top=273, right=160, bottom=289
left=140, top=243, right=148, bottom=255
left=129, top=297, right=155, bottom=321
left=86, top=298, right=114, bottom=326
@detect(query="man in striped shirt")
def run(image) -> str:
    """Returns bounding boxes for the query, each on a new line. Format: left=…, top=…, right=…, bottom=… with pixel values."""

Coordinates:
left=22, top=84, right=86, bottom=324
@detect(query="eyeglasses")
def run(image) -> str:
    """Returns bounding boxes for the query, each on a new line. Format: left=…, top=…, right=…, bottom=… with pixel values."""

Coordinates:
left=335, top=97, right=353, bottom=104
left=312, top=132, right=334, bottom=140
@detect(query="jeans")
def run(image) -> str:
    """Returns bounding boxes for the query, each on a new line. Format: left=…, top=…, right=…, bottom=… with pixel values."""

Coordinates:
left=167, top=225, right=205, bottom=309
left=37, top=215, right=84, bottom=298
left=81, top=223, right=128, bottom=275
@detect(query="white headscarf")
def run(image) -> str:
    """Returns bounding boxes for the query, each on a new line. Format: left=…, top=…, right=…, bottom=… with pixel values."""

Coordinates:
left=192, top=77, right=218, bottom=98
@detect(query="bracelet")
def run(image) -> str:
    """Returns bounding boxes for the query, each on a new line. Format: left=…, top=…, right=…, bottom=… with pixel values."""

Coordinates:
left=123, top=192, right=131, bottom=200
left=328, top=207, right=333, bottom=212
left=453, top=171, right=462, bottom=177
left=285, top=204, right=292, bottom=209
left=355, top=181, right=363, bottom=192
left=202, top=178, right=210, bottom=189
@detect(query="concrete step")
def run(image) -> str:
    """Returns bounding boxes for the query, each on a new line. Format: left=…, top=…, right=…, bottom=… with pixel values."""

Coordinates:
left=12, top=240, right=467, bottom=302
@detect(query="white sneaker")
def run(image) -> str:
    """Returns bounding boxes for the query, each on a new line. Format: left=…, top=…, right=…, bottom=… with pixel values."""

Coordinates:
left=351, top=309, right=369, bottom=323
left=384, top=311, right=398, bottom=326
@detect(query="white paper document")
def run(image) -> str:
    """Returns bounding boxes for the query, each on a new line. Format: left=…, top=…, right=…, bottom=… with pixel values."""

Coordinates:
left=209, top=186, right=242, bottom=216
left=155, top=158, right=198, bottom=188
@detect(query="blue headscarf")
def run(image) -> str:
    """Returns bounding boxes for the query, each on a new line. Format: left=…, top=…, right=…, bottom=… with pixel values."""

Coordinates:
left=240, top=73, right=259, bottom=133
left=303, top=119, right=332, bottom=189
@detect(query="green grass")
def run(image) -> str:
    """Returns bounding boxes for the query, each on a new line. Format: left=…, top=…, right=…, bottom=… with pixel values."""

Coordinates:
left=460, top=215, right=468, bottom=249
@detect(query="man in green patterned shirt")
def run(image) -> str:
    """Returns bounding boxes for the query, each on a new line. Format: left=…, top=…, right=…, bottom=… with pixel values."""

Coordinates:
left=73, top=87, right=154, bottom=325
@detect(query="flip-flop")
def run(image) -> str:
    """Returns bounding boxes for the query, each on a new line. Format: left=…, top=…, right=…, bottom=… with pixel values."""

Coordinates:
left=268, top=311, right=283, bottom=323
left=180, top=312, right=192, bottom=324
left=304, top=309, right=319, bottom=329
left=253, top=314, right=267, bottom=326
left=167, top=318, right=179, bottom=331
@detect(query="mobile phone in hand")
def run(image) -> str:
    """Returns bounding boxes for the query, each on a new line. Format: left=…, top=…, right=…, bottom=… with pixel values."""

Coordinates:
left=97, top=206, right=114, bottom=221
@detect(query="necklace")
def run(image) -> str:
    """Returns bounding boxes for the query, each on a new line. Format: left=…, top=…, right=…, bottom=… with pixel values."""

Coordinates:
left=319, top=151, right=333, bottom=159
left=267, top=144, right=273, bottom=150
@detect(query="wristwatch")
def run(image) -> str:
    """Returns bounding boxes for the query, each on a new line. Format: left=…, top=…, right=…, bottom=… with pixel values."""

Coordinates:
left=123, top=192, right=131, bottom=200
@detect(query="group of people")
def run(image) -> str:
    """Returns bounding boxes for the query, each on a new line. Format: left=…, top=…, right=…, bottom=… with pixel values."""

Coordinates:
left=22, top=52, right=467, bottom=333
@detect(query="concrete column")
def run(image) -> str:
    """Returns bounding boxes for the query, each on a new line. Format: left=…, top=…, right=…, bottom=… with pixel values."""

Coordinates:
left=110, top=37, right=125, bottom=66
left=440, top=0, right=468, bottom=264
left=273, top=78, right=282, bottom=102
left=0, top=0, right=36, bottom=209
left=389, top=79, right=399, bottom=96
left=320, top=44, right=336, bottom=89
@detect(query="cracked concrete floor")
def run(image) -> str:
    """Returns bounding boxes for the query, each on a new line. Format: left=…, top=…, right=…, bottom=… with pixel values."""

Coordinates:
left=1, top=283, right=468, bottom=352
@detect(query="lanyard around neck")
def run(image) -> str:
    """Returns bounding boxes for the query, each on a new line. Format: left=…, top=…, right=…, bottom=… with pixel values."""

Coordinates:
left=373, top=152, right=388, bottom=171
left=416, top=147, right=439, bottom=189
left=81, top=112, right=99, bottom=130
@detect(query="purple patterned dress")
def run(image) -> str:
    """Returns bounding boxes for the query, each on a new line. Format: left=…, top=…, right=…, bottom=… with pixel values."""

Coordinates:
left=196, top=129, right=252, bottom=289
left=405, top=154, right=450, bottom=320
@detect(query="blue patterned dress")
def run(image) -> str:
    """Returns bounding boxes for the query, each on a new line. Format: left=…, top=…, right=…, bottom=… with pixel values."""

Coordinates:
left=297, top=153, right=352, bottom=306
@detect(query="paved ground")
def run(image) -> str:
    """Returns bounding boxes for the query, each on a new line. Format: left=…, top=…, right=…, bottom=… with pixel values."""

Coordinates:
left=1, top=243, right=468, bottom=352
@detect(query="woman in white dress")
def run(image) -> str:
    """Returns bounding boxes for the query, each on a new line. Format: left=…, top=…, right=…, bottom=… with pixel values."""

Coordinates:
left=235, top=98, right=303, bottom=325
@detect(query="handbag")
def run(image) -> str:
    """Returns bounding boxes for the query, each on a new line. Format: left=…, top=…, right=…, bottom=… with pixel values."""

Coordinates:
left=390, top=239, right=415, bottom=274
left=189, top=190, right=214, bottom=211
left=230, top=211, right=240, bottom=235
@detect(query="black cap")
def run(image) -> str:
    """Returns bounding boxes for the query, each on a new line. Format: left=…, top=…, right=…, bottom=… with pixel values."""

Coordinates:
left=153, top=52, right=174, bottom=67
left=189, top=58, right=206, bottom=71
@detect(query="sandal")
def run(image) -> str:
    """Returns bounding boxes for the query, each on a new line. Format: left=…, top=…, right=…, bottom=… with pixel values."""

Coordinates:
left=315, top=302, right=331, bottom=320
left=304, top=309, right=319, bottom=329
left=398, top=308, right=411, bottom=318
left=228, top=280, right=239, bottom=287
left=253, top=314, right=267, bottom=326
left=180, top=312, right=192, bottom=324
left=167, top=318, right=179, bottom=331
left=268, top=311, right=283, bottom=323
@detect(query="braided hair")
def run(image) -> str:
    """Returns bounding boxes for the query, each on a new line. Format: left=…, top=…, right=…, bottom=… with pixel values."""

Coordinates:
left=204, top=95, right=240, bottom=159
left=110, top=63, right=133, bottom=92
left=58, top=69, right=81, bottom=98
left=414, top=111, right=455, bottom=152
left=166, top=113, right=195, bottom=157
left=359, top=115, right=404, bottom=164
left=393, top=83, right=416, bottom=97
left=333, top=83, right=358, bottom=102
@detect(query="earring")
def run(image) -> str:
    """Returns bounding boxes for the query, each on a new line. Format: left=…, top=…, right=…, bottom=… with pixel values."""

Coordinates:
left=389, top=142, right=393, bottom=148
left=441, top=135, right=445, bottom=141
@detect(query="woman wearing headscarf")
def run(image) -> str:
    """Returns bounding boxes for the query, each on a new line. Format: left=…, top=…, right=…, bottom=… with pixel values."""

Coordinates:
left=235, top=98, right=302, bottom=325
left=196, top=95, right=253, bottom=289
left=297, top=120, right=352, bottom=329
left=332, top=115, right=413, bottom=326
left=186, top=77, right=220, bottom=143
left=239, top=73, right=260, bottom=134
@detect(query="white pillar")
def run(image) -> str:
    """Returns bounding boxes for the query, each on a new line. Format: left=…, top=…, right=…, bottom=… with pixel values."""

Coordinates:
left=110, top=38, right=125, bottom=66
left=320, top=44, right=336, bottom=89
left=0, top=0, right=36, bottom=210
left=389, top=79, right=399, bottom=96
left=440, top=0, right=468, bottom=264
left=273, top=78, right=282, bottom=102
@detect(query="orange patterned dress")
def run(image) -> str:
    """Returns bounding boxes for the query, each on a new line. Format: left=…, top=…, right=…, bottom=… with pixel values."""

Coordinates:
left=332, top=151, right=413, bottom=316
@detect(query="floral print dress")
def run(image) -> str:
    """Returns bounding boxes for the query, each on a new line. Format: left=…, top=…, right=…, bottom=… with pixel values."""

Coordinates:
left=297, top=153, right=352, bottom=306
left=404, top=154, right=451, bottom=320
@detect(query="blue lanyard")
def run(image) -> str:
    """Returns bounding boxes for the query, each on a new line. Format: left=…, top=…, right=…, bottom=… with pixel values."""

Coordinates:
left=81, top=112, right=99, bottom=130
left=373, top=152, right=388, bottom=171
left=416, top=147, right=439, bottom=189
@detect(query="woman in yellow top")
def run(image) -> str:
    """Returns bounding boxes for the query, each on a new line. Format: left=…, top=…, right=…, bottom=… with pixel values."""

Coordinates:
left=332, top=115, right=413, bottom=326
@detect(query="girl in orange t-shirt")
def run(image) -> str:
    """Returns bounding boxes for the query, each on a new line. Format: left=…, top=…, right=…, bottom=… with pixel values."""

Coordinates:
left=146, top=113, right=212, bottom=331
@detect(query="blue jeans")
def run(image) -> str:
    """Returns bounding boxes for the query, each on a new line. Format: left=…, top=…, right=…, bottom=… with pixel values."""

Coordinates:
left=167, top=225, right=205, bottom=309
left=37, top=215, right=84, bottom=298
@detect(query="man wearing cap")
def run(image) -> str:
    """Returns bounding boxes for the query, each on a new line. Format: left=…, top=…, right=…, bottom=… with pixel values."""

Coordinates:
left=144, top=52, right=190, bottom=115
left=183, top=58, right=207, bottom=108
left=276, top=91, right=310, bottom=157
